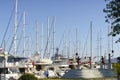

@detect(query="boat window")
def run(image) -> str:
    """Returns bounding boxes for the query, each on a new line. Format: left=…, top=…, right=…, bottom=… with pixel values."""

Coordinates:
left=7, top=56, right=14, bottom=62
left=0, top=57, right=5, bottom=63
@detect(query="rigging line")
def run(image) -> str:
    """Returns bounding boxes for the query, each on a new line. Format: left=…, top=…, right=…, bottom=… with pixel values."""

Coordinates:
left=58, top=30, right=65, bottom=49
left=8, top=37, right=14, bottom=53
left=6, top=13, right=22, bottom=50
left=15, top=14, right=22, bottom=52
left=71, top=29, right=77, bottom=54
left=16, top=30, right=22, bottom=54
left=8, top=13, right=23, bottom=54
left=43, top=19, right=53, bottom=58
left=6, top=27, right=13, bottom=49
left=82, top=27, right=90, bottom=58
left=43, top=17, right=54, bottom=58
left=24, top=37, right=30, bottom=49
left=0, top=5, right=15, bottom=48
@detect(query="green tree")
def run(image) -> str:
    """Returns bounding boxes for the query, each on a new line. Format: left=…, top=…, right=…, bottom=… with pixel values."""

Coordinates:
left=103, top=0, right=120, bottom=42
left=112, top=63, right=120, bottom=79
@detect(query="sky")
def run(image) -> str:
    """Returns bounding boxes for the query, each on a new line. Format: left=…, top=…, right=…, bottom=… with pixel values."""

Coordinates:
left=0, top=0, right=119, bottom=59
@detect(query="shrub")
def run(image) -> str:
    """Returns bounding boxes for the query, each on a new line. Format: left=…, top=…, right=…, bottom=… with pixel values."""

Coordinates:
left=18, top=73, right=38, bottom=80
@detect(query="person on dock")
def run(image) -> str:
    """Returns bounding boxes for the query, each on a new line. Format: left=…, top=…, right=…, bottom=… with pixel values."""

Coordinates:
left=75, top=53, right=81, bottom=69
left=44, top=69, right=49, bottom=78
left=101, top=56, right=105, bottom=69
left=76, top=56, right=80, bottom=66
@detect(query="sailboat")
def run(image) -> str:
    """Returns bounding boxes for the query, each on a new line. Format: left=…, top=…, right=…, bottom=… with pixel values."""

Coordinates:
left=31, top=18, right=58, bottom=79
left=33, top=20, right=53, bottom=65
left=0, top=0, right=35, bottom=79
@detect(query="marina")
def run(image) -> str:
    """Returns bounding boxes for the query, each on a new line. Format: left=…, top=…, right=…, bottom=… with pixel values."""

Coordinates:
left=0, top=0, right=119, bottom=80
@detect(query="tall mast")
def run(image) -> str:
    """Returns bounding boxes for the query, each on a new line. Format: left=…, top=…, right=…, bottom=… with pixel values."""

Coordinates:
left=97, top=32, right=99, bottom=60
left=28, top=37, right=30, bottom=58
left=68, top=41, right=70, bottom=58
left=76, top=28, right=78, bottom=54
left=36, top=21, right=39, bottom=52
left=63, top=31, right=67, bottom=57
left=41, top=23, right=44, bottom=59
left=53, top=16, right=56, bottom=56
left=68, top=29, right=71, bottom=57
left=14, top=0, right=18, bottom=57
left=90, top=21, right=92, bottom=68
left=47, top=17, right=50, bottom=58
left=22, top=11, right=25, bottom=57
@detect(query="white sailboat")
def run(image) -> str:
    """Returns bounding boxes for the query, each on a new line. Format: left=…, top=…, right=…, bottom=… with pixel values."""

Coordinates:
left=0, top=0, right=34, bottom=79
left=32, top=18, right=58, bottom=79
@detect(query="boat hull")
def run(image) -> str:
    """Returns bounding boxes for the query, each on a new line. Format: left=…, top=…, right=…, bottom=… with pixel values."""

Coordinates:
left=62, top=69, right=115, bottom=78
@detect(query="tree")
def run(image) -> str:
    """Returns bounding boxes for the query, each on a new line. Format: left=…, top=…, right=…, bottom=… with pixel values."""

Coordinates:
left=112, top=63, right=120, bottom=79
left=103, top=0, right=120, bottom=42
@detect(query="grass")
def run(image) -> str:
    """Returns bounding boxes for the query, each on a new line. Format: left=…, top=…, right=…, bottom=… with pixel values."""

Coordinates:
left=39, top=77, right=117, bottom=80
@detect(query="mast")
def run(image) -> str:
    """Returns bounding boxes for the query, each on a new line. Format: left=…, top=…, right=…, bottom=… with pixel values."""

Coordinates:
left=97, top=32, right=100, bottom=60
left=90, top=21, right=92, bottom=68
left=14, top=0, right=18, bottom=57
left=47, top=17, right=50, bottom=58
left=28, top=36, right=30, bottom=58
left=76, top=28, right=78, bottom=54
left=68, top=29, right=71, bottom=57
left=68, top=41, right=70, bottom=58
left=41, top=23, right=44, bottom=59
left=53, top=16, right=56, bottom=57
left=36, top=21, right=39, bottom=52
left=63, top=31, right=67, bottom=57
left=100, top=29, right=102, bottom=57
left=22, top=11, right=25, bottom=57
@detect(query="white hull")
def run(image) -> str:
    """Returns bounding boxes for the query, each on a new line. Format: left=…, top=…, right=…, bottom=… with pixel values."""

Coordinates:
left=0, top=73, right=20, bottom=80
left=62, top=69, right=115, bottom=78
left=35, top=59, right=53, bottom=65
